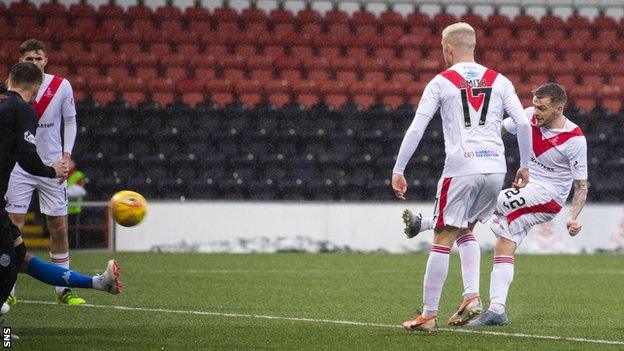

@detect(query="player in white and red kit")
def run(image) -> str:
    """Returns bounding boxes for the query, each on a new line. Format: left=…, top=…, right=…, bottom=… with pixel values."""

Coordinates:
left=4, top=39, right=84, bottom=305
left=392, top=23, right=533, bottom=332
left=470, top=83, right=588, bottom=326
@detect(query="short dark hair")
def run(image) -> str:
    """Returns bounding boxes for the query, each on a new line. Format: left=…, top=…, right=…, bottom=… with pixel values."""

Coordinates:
left=533, top=83, right=567, bottom=105
left=9, top=62, right=43, bottom=88
left=19, top=39, right=46, bottom=56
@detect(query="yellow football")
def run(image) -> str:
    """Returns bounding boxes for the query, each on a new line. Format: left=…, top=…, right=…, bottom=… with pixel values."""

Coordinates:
left=109, top=190, right=147, bottom=227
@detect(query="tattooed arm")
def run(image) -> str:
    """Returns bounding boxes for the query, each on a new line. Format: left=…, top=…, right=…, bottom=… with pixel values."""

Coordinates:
left=566, top=179, right=588, bottom=236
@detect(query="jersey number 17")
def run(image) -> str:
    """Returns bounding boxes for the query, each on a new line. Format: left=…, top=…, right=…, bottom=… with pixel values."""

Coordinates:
left=460, top=87, right=492, bottom=128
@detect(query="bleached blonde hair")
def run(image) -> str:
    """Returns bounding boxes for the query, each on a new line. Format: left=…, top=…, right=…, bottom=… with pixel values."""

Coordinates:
left=442, top=22, right=476, bottom=50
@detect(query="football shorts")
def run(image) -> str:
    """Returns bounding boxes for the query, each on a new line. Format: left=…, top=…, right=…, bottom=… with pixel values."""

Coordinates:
left=5, top=165, right=68, bottom=217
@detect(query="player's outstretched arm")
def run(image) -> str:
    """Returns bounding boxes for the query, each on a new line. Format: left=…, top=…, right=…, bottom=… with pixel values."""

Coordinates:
left=567, top=179, right=588, bottom=236
left=391, top=80, right=440, bottom=199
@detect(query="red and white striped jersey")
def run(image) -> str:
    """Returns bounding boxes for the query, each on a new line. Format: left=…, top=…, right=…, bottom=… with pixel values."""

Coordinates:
left=394, top=62, right=531, bottom=177
left=503, top=107, right=587, bottom=205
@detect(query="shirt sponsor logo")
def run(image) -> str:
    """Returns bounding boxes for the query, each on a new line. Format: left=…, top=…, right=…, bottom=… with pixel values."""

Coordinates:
left=38, top=122, right=55, bottom=128
left=531, top=156, right=555, bottom=172
left=23, top=131, right=36, bottom=144
left=464, top=150, right=500, bottom=158
left=43, top=86, right=55, bottom=99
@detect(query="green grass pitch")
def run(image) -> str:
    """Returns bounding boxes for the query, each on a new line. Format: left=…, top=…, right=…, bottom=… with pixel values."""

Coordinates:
left=6, top=252, right=624, bottom=350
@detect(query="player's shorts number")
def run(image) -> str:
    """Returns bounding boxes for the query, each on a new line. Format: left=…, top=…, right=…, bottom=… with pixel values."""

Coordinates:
left=501, top=188, right=526, bottom=210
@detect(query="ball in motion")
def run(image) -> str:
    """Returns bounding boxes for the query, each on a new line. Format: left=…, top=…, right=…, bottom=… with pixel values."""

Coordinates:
left=110, top=190, right=147, bottom=227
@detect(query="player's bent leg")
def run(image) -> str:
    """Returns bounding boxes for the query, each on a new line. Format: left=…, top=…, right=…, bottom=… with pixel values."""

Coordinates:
left=402, top=209, right=422, bottom=238
left=20, top=252, right=122, bottom=295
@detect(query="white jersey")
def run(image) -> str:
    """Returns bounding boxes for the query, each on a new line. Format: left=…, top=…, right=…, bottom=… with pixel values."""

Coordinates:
left=31, top=73, right=76, bottom=164
left=503, top=107, right=587, bottom=205
left=394, top=62, right=531, bottom=177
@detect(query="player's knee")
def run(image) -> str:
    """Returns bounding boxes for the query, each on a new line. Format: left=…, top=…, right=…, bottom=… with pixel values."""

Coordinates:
left=495, top=236, right=517, bottom=256
left=46, top=216, right=67, bottom=236
left=8, top=213, right=26, bottom=230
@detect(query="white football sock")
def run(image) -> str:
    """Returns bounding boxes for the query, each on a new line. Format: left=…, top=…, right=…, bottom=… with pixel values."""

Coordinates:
left=50, top=252, right=70, bottom=294
left=421, top=217, right=434, bottom=231
left=489, top=255, right=515, bottom=314
left=456, top=232, right=480, bottom=298
left=422, top=244, right=451, bottom=318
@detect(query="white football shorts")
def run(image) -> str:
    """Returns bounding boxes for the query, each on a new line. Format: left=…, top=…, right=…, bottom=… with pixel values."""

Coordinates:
left=4, top=165, right=68, bottom=217
left=488, top=182, right=562, bottom=246
left=432, top=173, right=505, bottom=230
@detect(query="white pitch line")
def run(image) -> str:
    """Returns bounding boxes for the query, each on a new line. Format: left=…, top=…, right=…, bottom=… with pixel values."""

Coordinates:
left=20, top=300, right=624, bottom=346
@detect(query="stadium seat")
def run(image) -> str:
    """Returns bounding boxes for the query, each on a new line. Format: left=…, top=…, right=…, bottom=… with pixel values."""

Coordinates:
left=265, top=79, right=291, bottom=108
left=149, top=78, right=176, bottom=107
left=295, top=8, right=319, bottom=26
left=236, top=79, right=263, bottom=108
left=406, top=11, right=431, bottom=28
left=325, top=6, right=348, bottom=25
left=121, top=77, right=147, bottom=107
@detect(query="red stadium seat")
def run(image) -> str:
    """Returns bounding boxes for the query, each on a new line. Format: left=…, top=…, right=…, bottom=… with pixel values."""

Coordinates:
left=118, top=43, right=142, bottom=56
left=601, top=98, right=621, bottom=112
left=265, top=79, right=291, bottom=108
left=292, top=80, right=320, bottom=109
left=514, top=13, right=538, bottom=29
left=302, top=56, right=329, bottom=71
left=269, top=7, right=295, bottom=24
left=301, top=23, right=322, bottom=36
left=240, top=7, right=265, bottom=24
left=161, top=54, right=188, bottom=69
left=149, top=78, right=175, bottom=107
left=594, top=15, right=617, bottom=30
left=236, top=45, right=256, bottom=58
left=136, top=67, right=159, bottom=82
left=433, top=12, right=457, bottom=28
left=320, top=80, right=348, bottom=109
left=177, top=78, right=207, bottom=107
left=406, top=81, right=427, bottom=105
left=250, top=69, right=274, bottom=82
left=235, top=80, right=263, bottom=108
left=540, top=14, right=565, bottom=29
left=148, top=43, right=171, bottom=57
left=69, top=3, right=96, bottom=19
left=9, top=1, right=36, bottom=17
left=74, top=17, right=97, bottom=30
left=291, top=46, right=313, bottom=60
left=308, top=70, right=329, bottom=82
left=380, top=9, right=403, bottom=27
left=263, top=45, right=284, bottom=58
left=406, top=11, right=431, bottom=28
left=185, top=6, right=210, bottom=22
left=352, top=8, right=377, bottom=26
left=391, top=72, right=415, bottom=85
left=127, top=4, right=152, bottom=21
left=554, top=74, right=577, bottom=88
left=213, top=7, right=238, bottom=23
left=106, top=67, right=131, bottom=82
left=363, top=72, right=386, bottom=84
left=47, top=64, right=70, bottom=78
left=374, top=48, right=396, bottom=61
left=130, top=53, right=159, bottom=68
left=121, top=77, right=147, bottom=107
left=194, top=67, right=216, bottom=82
left=76, top=66, right=100, bottom=79
left=298, top=7, right=322, bottom=25
left=188, top=20, right=211, bottom=33
left=318, top=46, right=341, bottom=60
left=350, top=81, right=376, bottom=108
left=335, top=71, right=358, bottom=85
left=574, top=98, right=596, bottom=112
left=460, top=12, right=484, bottom=28
left=154, top=5, right=182, bottom=22
left=378, top=81, right=404, bottom=110
left=567, top=14, right=591, bottom=29
left=165, top=67, right=188, bottom=82
left=280, top=69, right=301, bottom=82
left=89, top=77, right=117, bottom=106
left=325, top=7, right=349, bottom=25
left=223, top=69, right=245, bottom=81
left=98, top=4, right=124, bottom=19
